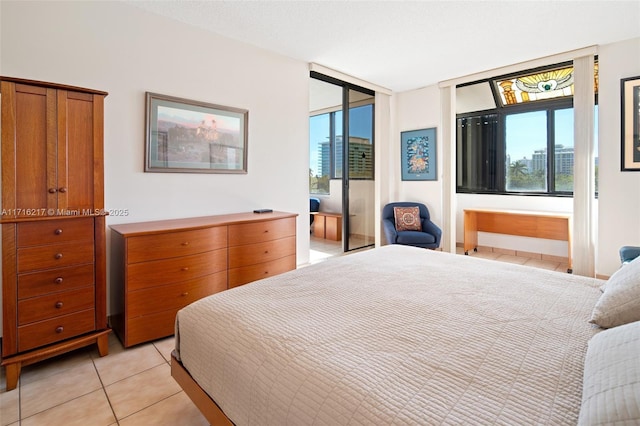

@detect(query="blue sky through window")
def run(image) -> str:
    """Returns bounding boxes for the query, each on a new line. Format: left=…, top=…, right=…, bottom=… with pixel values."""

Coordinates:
left=309, top=105, right=372, bottom=178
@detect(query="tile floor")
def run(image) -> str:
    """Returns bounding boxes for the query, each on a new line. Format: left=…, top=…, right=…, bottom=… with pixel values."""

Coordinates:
left=0, top=240, right=569, bottom=425
left=454, top=245, right=570, bottom=273
left=0, top=333, right=208, bottom=426
left=310, top=236, right=570, bottom=273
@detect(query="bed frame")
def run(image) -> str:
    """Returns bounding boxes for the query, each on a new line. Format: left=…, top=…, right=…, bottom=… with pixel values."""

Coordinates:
left=170, top=352, right=234, bottom=425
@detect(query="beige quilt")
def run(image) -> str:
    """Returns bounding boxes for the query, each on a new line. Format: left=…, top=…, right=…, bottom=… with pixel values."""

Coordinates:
left=175, top=245, right=603, bottom=425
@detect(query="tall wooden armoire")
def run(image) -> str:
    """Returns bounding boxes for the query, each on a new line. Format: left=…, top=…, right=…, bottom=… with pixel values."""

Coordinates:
left=0, top=77, right=110, bottom=390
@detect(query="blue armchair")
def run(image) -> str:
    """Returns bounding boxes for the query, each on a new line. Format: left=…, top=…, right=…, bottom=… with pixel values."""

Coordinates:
left=382, top=202, right=442, bottom=249
left=620, top=246, right=640, bottom=265
left=310, top=197, right=320, bottom=226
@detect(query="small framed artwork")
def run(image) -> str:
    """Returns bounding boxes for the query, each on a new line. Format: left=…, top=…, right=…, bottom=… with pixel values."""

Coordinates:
left=145, top=92, right=248, bottom=173
left=400, top=127, right=437, bottom=181
left=621, top=76, right=640, bottom=171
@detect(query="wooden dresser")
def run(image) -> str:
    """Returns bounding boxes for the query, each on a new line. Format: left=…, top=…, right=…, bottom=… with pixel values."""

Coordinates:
left=1, top=77, right=110, bottom=391
left=110, top=211, right=297, bottom=347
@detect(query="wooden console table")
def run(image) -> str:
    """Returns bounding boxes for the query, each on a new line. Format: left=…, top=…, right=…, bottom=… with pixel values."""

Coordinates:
left=313, top=212, right=342, bottom=241
left=463, top=208, right=572, bottom=273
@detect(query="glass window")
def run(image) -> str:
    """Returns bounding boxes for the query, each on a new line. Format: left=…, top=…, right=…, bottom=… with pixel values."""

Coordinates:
left=495, top=66, right=574, bottom=106
left=309, top=113, right=331, bottom=194
left=554, top=108, right=574, bottom=192
left=348, top=104, right=374, bottom=179
left=505, top=111, right=548, bottom=192
left=456, top=58, right=598, bottom=197
left=334, top=110, right=343, bottom=179
left=456, top=114, right=500, bottom=192
left=309, top=105, right=373, bottom=193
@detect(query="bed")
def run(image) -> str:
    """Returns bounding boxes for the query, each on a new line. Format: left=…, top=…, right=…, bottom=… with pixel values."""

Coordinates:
left=171, top=244, right=640, bottom=425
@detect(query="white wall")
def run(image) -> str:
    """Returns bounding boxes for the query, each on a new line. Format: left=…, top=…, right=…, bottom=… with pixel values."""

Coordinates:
left=597, top=37, right=640, bottom=275
left=394, top=38, right=640, bottom=276
left=0, top=1, right=311, bottom=323
left=394, top=85, right=443, bottom=231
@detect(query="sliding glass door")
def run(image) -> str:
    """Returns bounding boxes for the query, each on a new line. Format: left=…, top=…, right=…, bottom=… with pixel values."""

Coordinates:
left=309, top=73, right=375, bottom=252
left=344, top=88, right=375, bottom=251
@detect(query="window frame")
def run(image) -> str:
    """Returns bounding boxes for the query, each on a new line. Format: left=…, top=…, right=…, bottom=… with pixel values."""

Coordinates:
left=456, top=60, right=599, bottom=197
left=456, top=98, right=575, bottom=197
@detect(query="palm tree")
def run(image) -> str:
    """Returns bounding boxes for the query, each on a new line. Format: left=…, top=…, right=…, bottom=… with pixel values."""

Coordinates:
left=509, top=160, right=528, bottom=177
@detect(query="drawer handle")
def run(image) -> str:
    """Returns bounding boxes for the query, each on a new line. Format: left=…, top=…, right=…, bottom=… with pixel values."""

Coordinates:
left=55, top=326, right=64, bottom=333
left=55, top=301, right=63, bottom=309
left=48, top=188, right=58, bottom=194
left=264, top=230, right=269, bottom=233
left=181, top=292, right=189, bottom=297
left=54, top=228, right=63, bottom=235
left=181, top=242, right=190, bottom=246
left=58, top=187, right=67, bottom=193
left=54, top=277, right=63, bottom=284
left=264, top=250, right=269, bottom=254
left=54, top=253, right=63, bottom=260
left=181, top=267, right=189, bottom=271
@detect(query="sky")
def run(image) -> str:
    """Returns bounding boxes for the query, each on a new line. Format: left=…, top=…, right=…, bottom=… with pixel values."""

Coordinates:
left=506, top=107, right=598, bottom=162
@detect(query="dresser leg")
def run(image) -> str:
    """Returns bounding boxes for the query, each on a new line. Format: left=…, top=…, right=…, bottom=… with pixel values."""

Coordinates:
left=96, top=333, right=109, bottom=357
left=4, top=361, right=21, bottom=391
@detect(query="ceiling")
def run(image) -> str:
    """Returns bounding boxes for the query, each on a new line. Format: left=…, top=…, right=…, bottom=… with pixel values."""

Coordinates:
left=127, top=1, right=640, bottom=93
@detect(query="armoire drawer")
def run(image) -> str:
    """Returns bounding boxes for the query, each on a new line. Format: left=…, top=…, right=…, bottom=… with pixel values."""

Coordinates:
left=17, top=218, right=94, bottom=246
left=127, top=272, right=227, bottom=318
left=17, top=240, right=95, bottom=272
left=18, top=308, right=95, bottom=352
left=228, top=236, right=296, bottom=268
left=228, top=217, right=296, bottom=246
left=18, top=263, right=94, bottom=299
left=228, top=254, right=297, bottom=288
left=126, top=226, right=228, bottom=264
left=18, top=286, right=94, bottom=325
left=126, top=248, right=227, bottom=291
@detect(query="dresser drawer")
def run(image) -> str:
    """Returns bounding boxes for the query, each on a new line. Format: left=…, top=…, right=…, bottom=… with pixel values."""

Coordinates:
left=17, top=218, right=94, bottom=247
left=228, top=254, right=296, bottom=288
left=228, top=217, right=295, bottom=246
left=127, top=226, right=227, bottom=264
left=18, top=264, right=94, bottom=299
left=128, top=272, right=227, bottom=318
left=18, top=286, right=94, bottom=325
left=126, top=309, right=178, bottom=347
left=18, top=309, right=95, bottom=352
left=127, top=248, right=227, bottom=291
left=229, top=236, right=296, bottom=268
left=17, top=240, right=95, bottom=273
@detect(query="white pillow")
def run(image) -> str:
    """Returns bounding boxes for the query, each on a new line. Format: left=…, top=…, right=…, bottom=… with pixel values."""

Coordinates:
left=590, top=255, right=640, bottom=328
left=578, top=320, right=640, bottom=425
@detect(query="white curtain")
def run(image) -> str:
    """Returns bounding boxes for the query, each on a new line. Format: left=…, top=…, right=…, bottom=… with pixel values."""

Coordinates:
left=572, top=54, right=596, bottom=277
left=440, top=85, right=456, bottom=253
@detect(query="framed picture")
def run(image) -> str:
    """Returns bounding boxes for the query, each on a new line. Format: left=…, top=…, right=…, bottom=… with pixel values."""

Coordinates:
left=145, top=92, right=248, bottom=173
left=400, top=127, right=437, bottom=181
left=621, top=76, right=640, bottom=171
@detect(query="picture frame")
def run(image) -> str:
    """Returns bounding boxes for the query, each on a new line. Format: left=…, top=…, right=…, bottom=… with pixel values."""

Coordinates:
left=145, top=92, right=248, bottom=173
left=400, top=127, right=437, bottom=181
left=621, top=76, right=640, bottom=171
